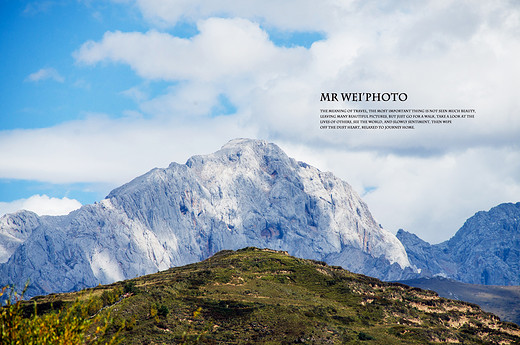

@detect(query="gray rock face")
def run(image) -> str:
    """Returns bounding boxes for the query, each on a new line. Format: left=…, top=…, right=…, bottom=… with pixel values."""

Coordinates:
left=395, top=230, right=454, bottom=278
left=0, top=139, right=414, bottom=297
left=0, top=210, right=40, bottom=263
left=397, top=202, right=520, bottom=285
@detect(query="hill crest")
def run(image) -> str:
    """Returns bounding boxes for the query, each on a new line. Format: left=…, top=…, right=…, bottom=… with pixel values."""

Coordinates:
left=26, top=247, right=520, bottom=344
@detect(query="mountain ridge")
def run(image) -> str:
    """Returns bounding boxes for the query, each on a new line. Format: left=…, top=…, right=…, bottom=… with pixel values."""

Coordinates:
left=397, top=202, right=520, bottom=285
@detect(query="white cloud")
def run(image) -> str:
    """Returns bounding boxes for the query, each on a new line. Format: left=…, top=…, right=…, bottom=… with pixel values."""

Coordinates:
left=74, top=18, right=306, bottom=83
left=23, top=1, right=56, bottom=16
left=26, top=68, right=65, bottom=83
left=0, top=114, right=256, bottom=185
left=0, top=195, right=82, bottom=217
left=120, top=86, right=148, bottom=102
left=131, top=0, right=351, bottom=31
left=73, top=79, right=91, bottom=90
left=73, top=6, right=520, bottom=154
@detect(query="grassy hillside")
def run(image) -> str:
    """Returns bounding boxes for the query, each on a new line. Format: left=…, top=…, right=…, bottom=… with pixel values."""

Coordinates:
left=19, top=248, right=520, bottom=344
left=398, top=277, right=520, bottom=326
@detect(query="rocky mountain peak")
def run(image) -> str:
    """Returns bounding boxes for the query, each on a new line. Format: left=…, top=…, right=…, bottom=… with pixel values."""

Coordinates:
left=185, top=138, right=297, bottom=182
left=449, top=202, right=520, bottom=245
left=0, top=138, right=414, bottom=297
left=0, top=210, right=40, bottom=263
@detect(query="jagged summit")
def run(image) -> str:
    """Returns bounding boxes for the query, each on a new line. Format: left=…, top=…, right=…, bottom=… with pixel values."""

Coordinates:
left=0, top=138, right=414, bottom=297
left=220, top=137, right=271, bottom=150
left=185, top=138, right=298, bottom=179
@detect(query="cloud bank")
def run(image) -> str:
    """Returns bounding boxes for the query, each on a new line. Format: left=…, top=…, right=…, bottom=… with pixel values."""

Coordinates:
left=0, top=195, right=82, bottom=217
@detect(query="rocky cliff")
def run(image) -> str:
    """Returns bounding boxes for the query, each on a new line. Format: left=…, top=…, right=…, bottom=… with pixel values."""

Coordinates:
left=0, top=139, right=415, bottom=297
left=0, top=210, right=40, bottom=263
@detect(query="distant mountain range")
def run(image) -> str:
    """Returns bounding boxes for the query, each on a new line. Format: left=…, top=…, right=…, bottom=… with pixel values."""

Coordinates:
left=0, top=139, right=415, bottom=297
left=397, top=202, right=520, bottom=286
left=0, top=138, right=518, bottom=301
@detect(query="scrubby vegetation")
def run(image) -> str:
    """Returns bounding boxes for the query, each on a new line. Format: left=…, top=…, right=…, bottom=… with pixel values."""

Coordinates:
left=0, top=285, right=120, bottom=344
left=4, top=247, right=520, bottom=344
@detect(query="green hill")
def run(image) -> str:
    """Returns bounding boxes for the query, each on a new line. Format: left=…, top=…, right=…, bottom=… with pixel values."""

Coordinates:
left=19, top=248, right=520, bottom=344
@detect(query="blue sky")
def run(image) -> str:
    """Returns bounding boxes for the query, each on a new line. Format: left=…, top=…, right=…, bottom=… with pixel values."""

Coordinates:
left=1, top=1, right=145, bottom=207
left=2, top=2, right=137, bottom=125
left=1, top=0, right=520, bottom=243
left=0, top=1, right=326, bottom=206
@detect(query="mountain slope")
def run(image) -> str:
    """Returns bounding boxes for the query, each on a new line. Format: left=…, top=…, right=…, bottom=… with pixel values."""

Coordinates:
left=398, top=277, right=520, bottom=325
left=0, top=210, right=40, bottom=263
left=397, top=202, right=520, bottom=285
left=0, top=139, right=414, bottom=297
left=26, top=248, right=520, bottom=344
